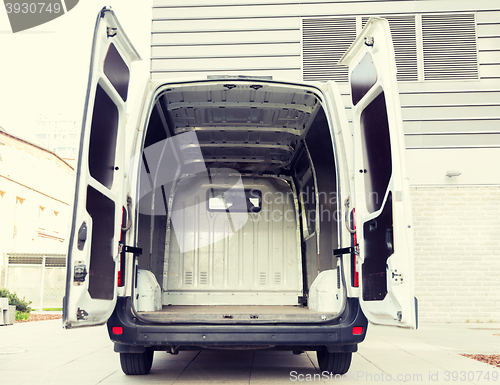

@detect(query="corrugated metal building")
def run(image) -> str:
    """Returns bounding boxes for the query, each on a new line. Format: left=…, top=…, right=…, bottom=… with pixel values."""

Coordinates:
left=149, top=0, right=500, bottom=322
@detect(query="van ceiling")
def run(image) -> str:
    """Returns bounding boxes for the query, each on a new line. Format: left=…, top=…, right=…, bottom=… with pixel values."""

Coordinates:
left=158, top=81, right=322, bottom=174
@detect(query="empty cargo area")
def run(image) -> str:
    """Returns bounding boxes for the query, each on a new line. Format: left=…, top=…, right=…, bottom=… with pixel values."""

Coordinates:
left=165, top=175, right=302, bottom=306
left=133, top=79, right=345, bottom=322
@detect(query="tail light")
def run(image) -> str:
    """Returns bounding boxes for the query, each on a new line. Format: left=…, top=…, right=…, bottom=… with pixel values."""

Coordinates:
left=353, top=326, right=363, bottom=335
left=117, top=207, right=126, bottom=287
left=352, top=208, right=359, bottom=287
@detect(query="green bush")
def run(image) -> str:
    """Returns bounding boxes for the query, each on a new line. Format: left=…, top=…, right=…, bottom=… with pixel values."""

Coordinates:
left=0, top=288, right=32, bottom=313
left=15, top=311, right=30, bottom=321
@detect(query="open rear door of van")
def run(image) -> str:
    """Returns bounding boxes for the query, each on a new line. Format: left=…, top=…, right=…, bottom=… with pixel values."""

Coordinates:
left=339, top=18, right=417, bottom=328
left=63, top=7, right=140, bottom=328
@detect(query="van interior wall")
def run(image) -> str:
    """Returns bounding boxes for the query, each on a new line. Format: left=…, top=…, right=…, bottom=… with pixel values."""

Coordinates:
left=137, top=213, right=167, bottom=288
left=293, top=108, right=339, bottom=294
left=136, top=105, right=171, bottom=289
left=305, top=109, right=339, bottom=276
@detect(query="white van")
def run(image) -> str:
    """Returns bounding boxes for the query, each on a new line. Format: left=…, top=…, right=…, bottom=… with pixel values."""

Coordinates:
left=63, top=7, right=417, bottom=376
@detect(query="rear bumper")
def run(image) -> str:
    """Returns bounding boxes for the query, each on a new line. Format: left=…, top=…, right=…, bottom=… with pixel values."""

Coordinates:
left=107, top=297, right=368, bottom=353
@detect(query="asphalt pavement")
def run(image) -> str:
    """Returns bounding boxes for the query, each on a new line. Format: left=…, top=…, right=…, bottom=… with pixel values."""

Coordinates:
left=0, top=317, right=499, bottom=384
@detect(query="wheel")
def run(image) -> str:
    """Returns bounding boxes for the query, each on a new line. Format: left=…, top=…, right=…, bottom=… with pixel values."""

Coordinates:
left=120, top=350, right=154, bottom=375
left=316, top=351, right=352, bottom=374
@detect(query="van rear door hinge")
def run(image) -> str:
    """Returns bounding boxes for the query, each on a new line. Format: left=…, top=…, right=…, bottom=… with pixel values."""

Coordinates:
left=107, top=27, right=117, bottom=38
left=391, top=270, right=403, bottom=284
left=118, top=243, right=142, bottom=255
left=77, top=308, right=88, bottom=320
left=333, top=246, right=357, bottom=256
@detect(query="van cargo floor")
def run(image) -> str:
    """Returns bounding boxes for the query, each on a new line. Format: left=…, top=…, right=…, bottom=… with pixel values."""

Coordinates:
left=138, top=305, right=337, bottom=323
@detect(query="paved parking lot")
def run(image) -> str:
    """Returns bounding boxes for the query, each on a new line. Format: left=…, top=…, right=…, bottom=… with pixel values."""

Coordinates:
left=0, top=319, right=499, bottom=384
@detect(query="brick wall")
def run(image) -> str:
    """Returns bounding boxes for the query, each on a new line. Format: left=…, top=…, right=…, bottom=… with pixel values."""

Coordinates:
left=411, top=186, right=500, bottom=323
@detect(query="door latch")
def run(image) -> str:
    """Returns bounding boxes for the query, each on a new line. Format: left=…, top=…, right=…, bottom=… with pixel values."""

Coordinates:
left=74, top=262, right=87, bottom=284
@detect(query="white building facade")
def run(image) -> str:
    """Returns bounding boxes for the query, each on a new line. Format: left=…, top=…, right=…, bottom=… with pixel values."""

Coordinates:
left=0, top=129, right=74, bottom=309
left=150, top=0, right=500, bottom=322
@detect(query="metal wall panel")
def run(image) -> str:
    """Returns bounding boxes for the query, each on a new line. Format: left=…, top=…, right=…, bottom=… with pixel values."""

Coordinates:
left=151, top=69, right=302, bottom=81
left=164, top=176, right=302, bottom=306
left=152, top=1, right=495, bottom=19
left=151, top=1, right=500, bottom=150
left=152, top=43, right=299, bottom=59
left=151, top=56, right=301, bottom=73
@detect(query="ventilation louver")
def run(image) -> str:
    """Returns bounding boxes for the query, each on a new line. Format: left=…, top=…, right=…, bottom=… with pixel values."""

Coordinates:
left=422, top=13, right=478, bottom=80
left=302, top=17, right=357, bottom=82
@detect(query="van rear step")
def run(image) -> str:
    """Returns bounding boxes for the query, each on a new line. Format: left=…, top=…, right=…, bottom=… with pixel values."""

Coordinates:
left=138, top=305, right=338, bottom=323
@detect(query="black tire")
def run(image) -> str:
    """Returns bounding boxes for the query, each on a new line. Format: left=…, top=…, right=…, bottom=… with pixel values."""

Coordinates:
left=120, top=350, right=154, bottom=375
left=316, top=351, right=352, bottom=375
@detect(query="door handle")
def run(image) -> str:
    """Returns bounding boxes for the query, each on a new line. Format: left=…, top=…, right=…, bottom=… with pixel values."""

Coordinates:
left=344, top=197, right=356, bottom=235
left=385, top=228, right=393, bottom=253
left=77, top=222, right=87, bottom=251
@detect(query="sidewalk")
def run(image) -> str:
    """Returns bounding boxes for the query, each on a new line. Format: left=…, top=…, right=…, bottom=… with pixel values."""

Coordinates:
left=0, top=320, right=499, bottom=384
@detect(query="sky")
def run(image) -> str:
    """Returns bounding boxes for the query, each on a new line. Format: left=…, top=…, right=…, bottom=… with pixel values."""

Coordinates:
left=0, top=1, right=153, bottom=142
